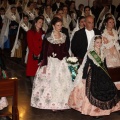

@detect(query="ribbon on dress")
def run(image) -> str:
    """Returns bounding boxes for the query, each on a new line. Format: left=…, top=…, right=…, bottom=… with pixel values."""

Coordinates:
left=68, top=64, right=79, bottom=82
left=90, top=50, right=111, bottom=78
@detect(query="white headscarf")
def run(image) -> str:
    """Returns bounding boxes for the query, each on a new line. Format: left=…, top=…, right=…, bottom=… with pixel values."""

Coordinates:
left=0, top=5, right=20, bottom=49
left=98, top=13, right=116, bottom=30
left=11, top=17, right=31, bottom=57
left=5, top=4, right=20, bottom=22
left=24, top=1, right=38, bottom=20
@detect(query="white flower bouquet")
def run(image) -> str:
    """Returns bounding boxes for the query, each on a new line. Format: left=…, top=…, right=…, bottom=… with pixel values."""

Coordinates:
left=66, top=57, right=78, bottom=64
left=67, top=57, right=79, bottom=82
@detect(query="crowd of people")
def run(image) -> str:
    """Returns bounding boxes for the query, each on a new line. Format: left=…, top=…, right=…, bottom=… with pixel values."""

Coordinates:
left=0, top=0, right=120, bottom=119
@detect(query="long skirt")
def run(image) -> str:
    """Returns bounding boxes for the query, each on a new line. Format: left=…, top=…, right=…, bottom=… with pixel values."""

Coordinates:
left=31, top=57, right=73, bottom=110
left=68, top=81, right=120, bottom=116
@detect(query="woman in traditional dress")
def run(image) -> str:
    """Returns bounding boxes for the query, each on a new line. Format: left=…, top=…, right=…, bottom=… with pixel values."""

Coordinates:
left=11, top=15, right=31, bottom=63
left=4, top=5, right=20, bottom=51
left=99, top=12, right=116, bottom=31
left=68, top=35, right=120, bottom=118
left=43, top=5, right=53, bottom=32
left=31, top=17, right=73, bottom=110
left=24, top=1, right=38, bottom=24
left=81, top=6, right=94, bottom=17
left=102, top=17, right=120, bottom=68
left=62, top=5, right=71, bottom=34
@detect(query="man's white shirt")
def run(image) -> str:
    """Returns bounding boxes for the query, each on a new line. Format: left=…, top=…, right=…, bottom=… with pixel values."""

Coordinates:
left=85, top=29, right=95, bottom=49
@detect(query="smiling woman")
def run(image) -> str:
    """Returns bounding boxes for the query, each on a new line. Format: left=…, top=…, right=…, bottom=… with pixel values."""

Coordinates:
left=102, top=17, right=120, bottom=68
left=68, top=35, right=120, bottom=117
left=26, top=16, right=45, bottom=86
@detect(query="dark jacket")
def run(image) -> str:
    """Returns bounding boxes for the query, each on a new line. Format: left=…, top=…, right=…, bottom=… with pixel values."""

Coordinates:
left=71, top=28, right=101, bottom=60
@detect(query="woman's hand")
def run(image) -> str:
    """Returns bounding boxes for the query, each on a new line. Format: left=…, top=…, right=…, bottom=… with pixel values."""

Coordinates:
left=102, top=37, right=109, bottom=44
left=43, top=66, right=46, bottom=74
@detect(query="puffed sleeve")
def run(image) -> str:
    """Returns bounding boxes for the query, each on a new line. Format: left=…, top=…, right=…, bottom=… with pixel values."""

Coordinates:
left=82, top=56, right=90, bottom=79
left=40, top=39, right=49, bottom=66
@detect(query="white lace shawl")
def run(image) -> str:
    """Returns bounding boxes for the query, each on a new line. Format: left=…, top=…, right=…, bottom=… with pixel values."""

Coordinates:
left=102, top=28, right=120, bottom=51
left=0, top=16, right=10, bottom=49
left=43, top=10, right=53, bottom=32
left=47, top=32, right=66, bottom=44
left=98, top=14, right=116, bottom=30
left=5, top=5, right=20, bottom=23
left=81, top=10, right=94, bottom=18
left=24, top=7, right=38, bottom=20
left=0, top=5, right=20, bottom=49
left=62, top=14, right=71, bottom=29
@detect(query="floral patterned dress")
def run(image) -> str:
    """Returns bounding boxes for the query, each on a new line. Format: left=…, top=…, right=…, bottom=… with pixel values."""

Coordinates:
left=31, top=32, right=73, bottom=110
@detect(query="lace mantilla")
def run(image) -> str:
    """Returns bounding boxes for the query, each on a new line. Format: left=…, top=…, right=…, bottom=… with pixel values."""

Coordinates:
left=47, top=32, right=66, bottom=44
left=102, top=29, right=120, bottom=50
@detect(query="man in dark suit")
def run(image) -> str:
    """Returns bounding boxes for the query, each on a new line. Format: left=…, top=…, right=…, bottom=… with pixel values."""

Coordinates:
left=71, top=15, right=101, bottom=63
left=52, top=0, right=64, bottom=13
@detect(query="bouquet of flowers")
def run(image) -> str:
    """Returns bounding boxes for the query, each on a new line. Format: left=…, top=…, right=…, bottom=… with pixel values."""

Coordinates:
left=67, top=57, right=78, bottom=64
left=67, top=57, right=79, bottom=82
